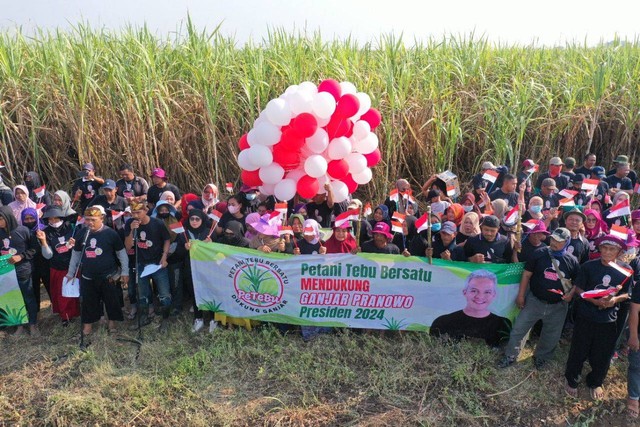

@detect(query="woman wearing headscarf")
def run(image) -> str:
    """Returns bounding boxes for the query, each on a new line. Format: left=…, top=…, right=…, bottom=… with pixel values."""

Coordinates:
left=23, top=171, right=52, bottom=206
left=490, top=199, right=508, bottom=223
left=584, top=209, right=608, bottom=260
left=368, top=204, right=390, bottom=230
left=392, top=215, right=417, bottom=254
left=460, top=192, right=481, bottom=215
left=324, top=221, right=357, bottom=255
left=21, top=208, right=50, bottom=312
left=36, top=206, right=79, bottom=325
left=50, top=190, right=77, bottom=222
left=603, top=192, right=631, bottom=228
left=180, top=193, right=199, bottom=225
left=0, top=206, right=38, bottom=336
left=8, top=185, right=37, bottom=224
left=445, top=203, right=465, bottom=228
left=288, top=214, right=305, bottom=241
left=201, top=184, right=219, bottom=214
left=456, top=211, right=481, bottom=244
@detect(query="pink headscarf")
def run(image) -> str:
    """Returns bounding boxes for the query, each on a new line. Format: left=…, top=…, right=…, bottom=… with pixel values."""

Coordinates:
left=584, top=209, right=608, bottom=240
left=8, top=185, right=36, bottom=224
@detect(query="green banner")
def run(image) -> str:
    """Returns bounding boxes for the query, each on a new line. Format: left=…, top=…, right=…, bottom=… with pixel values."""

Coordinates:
left=0, top=254, right=28, bottom=326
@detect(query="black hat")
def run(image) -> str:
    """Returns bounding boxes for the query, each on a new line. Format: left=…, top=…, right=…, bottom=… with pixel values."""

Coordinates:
left=42, top=207, right=65, bottom=219
left=480, top=215, right=500, bottom=228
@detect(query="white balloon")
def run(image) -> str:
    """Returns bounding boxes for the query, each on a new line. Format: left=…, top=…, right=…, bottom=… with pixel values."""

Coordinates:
left=345, top=152, right=368, bottom=174
left=353, top=132, right=378, bottom=154
left=316, top=115, right=331, bottom=127
left=327, top=137, right=352, bottom=160
left=330, top=180, right=349, bottom=202
left=340, top=81, right=357, bottom=95
left=289, top=90, right=314, bottom=115
left=259, top=183, right=275, bottom=196
left=247, top=144, right=273, bottom=167
left=304, top=155, right=328, bottom=178
left=298, top=81, right=318, bottom=94
left=249, top=121, right=282, bottom=146
left=311, top=92, right=337, bottom=119
left=285, top=169, right=305, bottom=184
left=265, top=98, right=292, bottom=126
left=259, top=163, right=285, bottom=184
left=316, top=174, right=329, bottom=194
left=352, top=120, right=371, bottom=140
left=306, top=128, right=329, bottom=154
left=274, top=179, right=297, bottom=201
left=352, top=167, right=372, bottom=185
left=355, top=92, right=372, bottom=118
left=237, top=149, right=259, bottom=171
left=284, top=85, right=299, bottom=96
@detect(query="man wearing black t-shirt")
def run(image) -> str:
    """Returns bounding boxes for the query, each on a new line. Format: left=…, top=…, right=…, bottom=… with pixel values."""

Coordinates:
left=564, top=235, right=632, bottom=399
left=500, top=228, right=579, bottom=369
left=604, top=162, right=633, bottom=197
left=490, top=174, right=519, bottom=207
left=563, top=209, right=589, bottom=264
left=71, top=163, right=105, bottom=215
left=116, top=163, right=149, bottom=204
left=88, top=179, right=127, bottom=231
left=574, top=153, right=597, bottom=178
left=464, top=215, right=516, bottom=263
left=125, top=201, right=172, bottom=332
left=305, top=183, right=335, bottom=228
left=430, top=269, right=511, bottom=346
left=146, top=168, right=182, bottom=210
left=66, top=206, right=129, bottom=338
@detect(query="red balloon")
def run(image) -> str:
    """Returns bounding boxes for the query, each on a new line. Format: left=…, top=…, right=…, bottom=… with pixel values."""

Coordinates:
left=272, top=147, right=300, bottom=171
left=327, top=159, right=349, bottom=180
left=241, top=169, right=262, bottom=187
left=297, top=175, right=320, bottom=199
left=335, top=94, right=360, bottom=119
left=325, top=116, right=351, bottom=139
left=238, top=133, right=250, bottom=150
left=318, top=79, right=342, bottom=101
left=364, top=148, right=381, bottom=167
left=279, top=129, right=306, bottom=150
left=360, top=108, right=382, bottom=129
left=343, top=174, right=358, bottom=194
left=291, top=113, right=318, bottom=138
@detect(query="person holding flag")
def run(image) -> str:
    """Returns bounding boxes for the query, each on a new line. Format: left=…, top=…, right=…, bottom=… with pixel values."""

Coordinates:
left=589, top=166, right=611, bottom=205
left=471, top=161, right=499, bottom=191
left=384, top=178, right=418, bottom=216
left=200, top=184, right=219, bottom=215
left=516, top=159, right=538, bottom=202
left=517, top=220, right=549, bottom=263
left=604, top=192, right=632, bottom=228
left=584, top=209, right=609, bottom=260
left=564, top=234, right=633, bottom=400
left=23, top=171, right=52, bottom=206
left=632, top=210, right=640, bottom=241
left=71, top=163, right=105, bottom=215
left=408, top=221, right=457, bottom=260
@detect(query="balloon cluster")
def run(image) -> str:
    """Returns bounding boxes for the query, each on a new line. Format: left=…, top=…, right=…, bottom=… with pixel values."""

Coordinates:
left=237, top=79, right=382, bottom=202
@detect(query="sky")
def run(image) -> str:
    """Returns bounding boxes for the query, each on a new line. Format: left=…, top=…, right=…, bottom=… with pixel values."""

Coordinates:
left=1, top=0, right=639, bottom=46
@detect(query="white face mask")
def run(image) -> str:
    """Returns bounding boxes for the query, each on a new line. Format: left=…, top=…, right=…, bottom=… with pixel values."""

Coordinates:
left=49, top=220, right=63, bottom=229
left=228, top=205, right=240, bottom=214
left=463, top=205, right=473, bottom=212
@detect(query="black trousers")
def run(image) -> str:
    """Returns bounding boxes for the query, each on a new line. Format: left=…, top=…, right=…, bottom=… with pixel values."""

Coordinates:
left=80, top=276, right=124, bottom=324
left=564, top=317, right=617, bottom=389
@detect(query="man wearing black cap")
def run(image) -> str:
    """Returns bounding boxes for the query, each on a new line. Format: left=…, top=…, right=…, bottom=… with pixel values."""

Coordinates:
left=464, top=215, right=517, bottom=263
left=88, top=179, right=127, bottom=231
left=71, top=163, right=105, bottom=215
left=570, top=174, right=589, bottom=206
left=426, top=189, right=451, bottom=217
left=574, top=153, right=597, bottom=178
left=564, top=234, right=633, bottom=400
left=500, top=227, right=580, bottom=369
left=607, top=155, right=638, bottom=187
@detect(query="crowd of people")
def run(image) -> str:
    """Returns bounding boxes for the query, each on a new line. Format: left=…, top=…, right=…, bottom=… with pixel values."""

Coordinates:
left=1, top=152, right=640, bottom=415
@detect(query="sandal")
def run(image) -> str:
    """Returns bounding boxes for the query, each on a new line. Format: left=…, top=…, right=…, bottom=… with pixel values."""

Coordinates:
left=589, top=386, right=605, bottom=401
left=627, top=398, right=639, bottom=419
left=564, top=380, right=578, bottom=399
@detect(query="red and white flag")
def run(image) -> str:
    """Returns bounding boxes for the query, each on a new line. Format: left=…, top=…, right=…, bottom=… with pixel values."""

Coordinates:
left=503, top=206, right=519, bottom=225
left=521, top=219, right=540, bottom=230
left=392, top=211, right=406, bottom=224
left=268, top=211, right=283, bottom=226
left=415, top=213, right=429, bottom=233
left=389, top=189, right=400, bottom=202
left=274, top=202, right=289, bottom=216
left=278, top=225, right=294, bottom=236
left=402, top=189, right=416, bottom=204
left=609, top=224, right=629, bottom=240
left=225, top=182, right=233, bottom=193
left=111, top=210, right=125, bottom=221
left=334, top=208, right=360, bottom=228
left=208, top=209, right=222, bottom=223
left=34, top=185, right=46, bottom=199
left=36, top=203, right=46, bottom=212
left=547, top=289, right=563, bottom=295
left=76, top=216, right=85, bottom=225
left=559, top=198, right=576, bottom=207
left=391, top=220, right=404, bottom=234
left=363, top=202, right=372, bottom=217
left=446, top=185, right=456, bottom=197
left=606, top=199, right=631, bottom=219
left=169, top=222, right=185, bottom=234
left=608, top=261, right=634, bottom=278
left=558, top=189, right=578, bottom=199
left=526, top=164, right=539, bottom=174
left=635, top=183, right=640, bottom=195
left=581, top=288, right=618, bottom=299
left=582, top=178, right=599, bottom=195
left=482, top=169, right=500, bottom=183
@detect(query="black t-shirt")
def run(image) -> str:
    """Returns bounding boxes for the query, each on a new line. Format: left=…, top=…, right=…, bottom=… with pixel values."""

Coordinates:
left=536, top=172, right=569, bottom=191
left=574, top=166, right=593, bottom=178
left=0, top=227, right=34, bottom=280
left=604, top=175, right=633, bottom=192
left=306, top=202, right=334, bottom=228
left=88, top=195, right=127, bottom=230
left=217, top=212, right=245, bottom=231
left=73, top=226, right=124, bottom=280
left=463, top=234, right=514, bottom=263
left=489, top=188, right=519, bottom=207
left=574, top=259, right=633, bottom=323
left=430, top=310, right=511, bottom=346
left=518, top=239, right=547, bottom=263
left=430, top=234, right=456, bottom=259
left=146, top=183, right=182, bottom=207
left=409, top=233, right=431, bottom=257
left=361, top=240, right=400, bottom=254
left=525, top=247, right=580, bottom=303
left=607, top=168, right=637, bottom=186
left=593, top=181, right=610, bottom=204
left=297, top=239, right=322, bottom=255
left=115, top=176, right=149, bottom=199
left=566, top=236, right=589, bottom=264
left=124, top=217, right=170, bottom=266
left=72, top=179, right=102, bottom=213
left=45, top=224, right=75, bottom=270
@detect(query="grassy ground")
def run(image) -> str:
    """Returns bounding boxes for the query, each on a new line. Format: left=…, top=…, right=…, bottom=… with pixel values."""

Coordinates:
left=0, top=299, right=635, bottom=426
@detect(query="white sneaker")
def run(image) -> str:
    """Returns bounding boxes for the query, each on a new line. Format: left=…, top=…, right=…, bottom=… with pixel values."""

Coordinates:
left=192, top=319, right=204, bottom=333
left=209, top=321, right=218, bottom=334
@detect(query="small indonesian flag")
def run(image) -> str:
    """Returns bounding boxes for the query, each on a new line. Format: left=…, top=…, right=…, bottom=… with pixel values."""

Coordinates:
left=278, top=225, right=294, bottom=236
left=208, top=209, right=222, bottom=223
left=392, top=211, right=406, bottom=223
left=111, top=210, right=125, bottom=221
left=482, top=169, right=500, bottom=183
left=503, top=206, right=519, bottom=225
left=76, top=216, right=85, bottom=225
left=389, top=189, right=400, bottom=202
left=558, top=189, right=578, bottom=199
left=225, top=182, right=233, bottom=193
left=363, top=202, right=372, bottom=217
left=606, top=198, right=631, bottom=219
left=582, top=178, right=599, bottom=195
left=169, top=222, right=185, bottom=234
left=547, top=289, right=563, bottom=295
left=446, top=185, right=456, bottom=197
left=34, top=185, right=46, bottom=198
left=609, top=224, right=629, bottom=240
left=391, top=220, right=404, bottom=234
left=608, top=261, right=634, bottom=278
left=581, top=288, right=618, bottom=299
left=635, top=182, right=640, bottom=195
left=274, top=202, right=288, bottom=216
left=334, top=208, right=360, bottom=228
left=526, top=164, right=539, bottom=174
left=402, top=189, right=416, bottom=204
left=268, top=211, right=282, bottom=226
left=415, top=213, right=429, bottom=233
left=36, top=203, right=46, bottom=212
left=559, top=198, right=576, bottom=207
left=521, top=219, right=540, bottom=230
